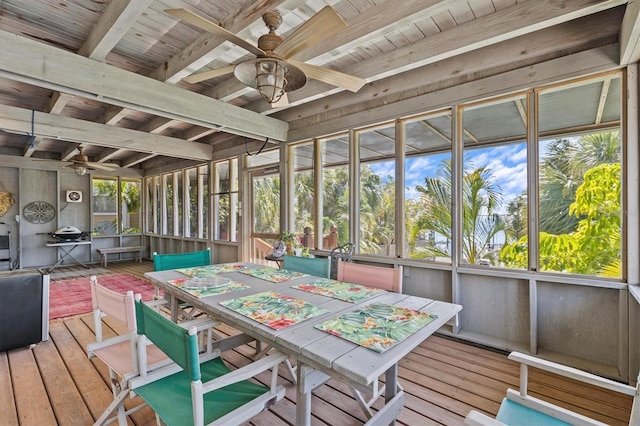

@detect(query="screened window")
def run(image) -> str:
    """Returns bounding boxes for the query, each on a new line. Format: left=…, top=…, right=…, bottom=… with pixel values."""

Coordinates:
left=358, top=124, right=395, bottom=256
left=92, top=177, right=141, bottom=236
left=533, top=74, right=622, bottom=277
left=321, top=135, right=350, bottom=249
left=292, top=143, right=314, bottom=248
left=213, top=160, right=238, bottom=242
left=404, top=111, right=453, bottom=262
left=460, top=94, right=528, bottom=268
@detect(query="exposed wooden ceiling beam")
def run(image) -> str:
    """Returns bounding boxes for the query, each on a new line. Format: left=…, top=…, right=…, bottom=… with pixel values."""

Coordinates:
left=0, top=30, right=288, bottom=142
left=78, top=0, right=153, bottom=60
left=0, top=105, right=213, bottom=161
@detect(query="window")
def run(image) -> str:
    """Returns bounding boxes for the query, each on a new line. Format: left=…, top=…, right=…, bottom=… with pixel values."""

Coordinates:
left=460, top=94, right=528, bottom=268
left=358, top=124, right=395, bottom=256
left=213, top=160, right=238, bottom=242
left=92, top=177, right=141, bottom=236
left=404, top=111, right=453, bottom=262
left=534, top=74, right=622, bottom=277
left=321, top=135, right=350, bottom=249
left=292, top=142, right=314, bottom=248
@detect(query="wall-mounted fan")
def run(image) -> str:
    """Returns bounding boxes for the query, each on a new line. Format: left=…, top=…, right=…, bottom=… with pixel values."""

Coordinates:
left=166, top=6, right=366, bottom=104
left=65, top=147, right=117, bottom=176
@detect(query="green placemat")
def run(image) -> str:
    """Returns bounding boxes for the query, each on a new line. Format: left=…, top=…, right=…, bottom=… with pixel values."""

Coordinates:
left=220, top=291, right=329, bottom=329
left=315, top=303, right=437, bottom=353
left=175, top=263, right=247, bottom=277
left=292, top=278, right=385, bottom=303
left=167, top=277, right=248, bottom=297
left=239, top=267, right=307, bottom=283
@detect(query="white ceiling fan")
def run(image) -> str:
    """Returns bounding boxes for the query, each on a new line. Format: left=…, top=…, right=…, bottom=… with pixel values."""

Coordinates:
left=166, top=6, right=366, bottom=105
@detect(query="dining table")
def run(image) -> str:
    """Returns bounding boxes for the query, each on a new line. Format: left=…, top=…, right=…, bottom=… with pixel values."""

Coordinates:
left=144, top=262, right=462, bottom=426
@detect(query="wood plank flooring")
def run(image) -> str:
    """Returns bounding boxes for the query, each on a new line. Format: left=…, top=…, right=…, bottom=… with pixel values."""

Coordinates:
left=1, top=261, right=633, bottom=425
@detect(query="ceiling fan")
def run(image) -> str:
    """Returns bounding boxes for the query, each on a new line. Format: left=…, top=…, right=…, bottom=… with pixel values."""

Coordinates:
left=64, top=147, right=117, bottom=176
left=166, top=6, right=366, bottom=104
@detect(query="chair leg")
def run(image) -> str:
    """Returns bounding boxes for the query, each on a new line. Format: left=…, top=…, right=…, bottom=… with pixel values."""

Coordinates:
left=94, top=388, right=130, bottom=426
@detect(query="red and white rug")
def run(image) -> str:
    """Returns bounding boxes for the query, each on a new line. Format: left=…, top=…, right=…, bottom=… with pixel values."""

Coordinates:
left=49, top=273, right=156, bottom=320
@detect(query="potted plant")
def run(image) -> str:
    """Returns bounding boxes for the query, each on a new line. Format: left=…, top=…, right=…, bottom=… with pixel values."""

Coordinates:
left=280, top=231, right=302, bottom=255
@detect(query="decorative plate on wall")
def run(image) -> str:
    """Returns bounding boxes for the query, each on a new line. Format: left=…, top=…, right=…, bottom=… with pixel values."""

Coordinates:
left=23, top=201, right=56, bottom=224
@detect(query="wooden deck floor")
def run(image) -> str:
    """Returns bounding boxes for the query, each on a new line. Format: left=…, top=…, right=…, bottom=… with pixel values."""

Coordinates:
left=1, top=261, right=632, bottom=425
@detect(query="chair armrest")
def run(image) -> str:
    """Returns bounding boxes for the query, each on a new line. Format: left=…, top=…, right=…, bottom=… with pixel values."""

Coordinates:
left=87, top=334, right=131, bottom=356
left=179, top=317, right=219, bottom=332
left=464, top=410, right=507, bottom=426
left=508, top=352, right=635, bottom=396
left=201, top=351, right=288, bottom=394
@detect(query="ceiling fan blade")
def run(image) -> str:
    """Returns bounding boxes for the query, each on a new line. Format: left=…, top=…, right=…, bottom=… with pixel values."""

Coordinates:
left=87, top=162, right=117, bottom=171
left=274, top=6, right=347, bottom=60
left=183, top=65, right=235, bottom=84
left=289, top=60, right=365, bottom=92
left=166, top=8, right=264, bottom=56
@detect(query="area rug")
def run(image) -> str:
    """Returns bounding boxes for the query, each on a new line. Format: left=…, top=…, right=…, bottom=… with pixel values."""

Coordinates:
left=49, top=274, right=156, bottom=320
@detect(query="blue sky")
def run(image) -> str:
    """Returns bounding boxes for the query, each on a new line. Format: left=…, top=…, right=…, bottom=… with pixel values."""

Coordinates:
left=369, top=143, right=529, bottom=214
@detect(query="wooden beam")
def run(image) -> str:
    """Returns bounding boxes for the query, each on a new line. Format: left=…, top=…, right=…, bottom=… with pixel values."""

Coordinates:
left=620, top=0, right=640, bottom=65
left=78, top=0, right=153, bottom=60
left=0, top=30, right=288, bottom=142
left=0, top=105, right=213, bottom=161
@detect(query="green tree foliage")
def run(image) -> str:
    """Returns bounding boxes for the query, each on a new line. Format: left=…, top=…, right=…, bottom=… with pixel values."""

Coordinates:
left=539, top=132, right=620, bottom=235
left=501, top=163, right=621, bottom=276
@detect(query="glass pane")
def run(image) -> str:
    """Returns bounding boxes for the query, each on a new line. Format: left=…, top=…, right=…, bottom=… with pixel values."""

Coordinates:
left=164, top=174, right=173, bottom=235
left=321, top=135, right=349, bottom=249
left=121, top=179, right=141, bottom=234
left=461, top=95, right=527, bottom=267
left=404, top=111, right=453, bottom=262
left=145, top=177, right=153, bottom=233
left=359, top=124, right=395, bottom=256
left=293, top=143, right=314, bottom=248
left=252, top=174, right=280, bottom=234
left=200, top=165, right=209, bottom=239
left=534, top=74, right=622, bottom=278
left=187, top=168, right=198, bottom=238
left=176, top=172, right=183, bottom=237
left=92, top=177, right=118, bottom=236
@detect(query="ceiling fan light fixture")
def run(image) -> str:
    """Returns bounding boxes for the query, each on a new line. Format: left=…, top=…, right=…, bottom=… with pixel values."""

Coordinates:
left=74, top=165, right=87, bottom=176
left=255, top=58, right=287, bottom=103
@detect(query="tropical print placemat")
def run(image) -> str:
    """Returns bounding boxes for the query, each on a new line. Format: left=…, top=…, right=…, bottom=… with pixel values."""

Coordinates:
left=314, top=303, right=437, bottom=353
left=239, top=267, right=307, bottom=283
left=292, top=278, right=385, bottom=303
left=175, top=263, right=247, bottom=277
left=220, top=291, right=329, bottom=330
left=167, top=278, right=248, bottom=298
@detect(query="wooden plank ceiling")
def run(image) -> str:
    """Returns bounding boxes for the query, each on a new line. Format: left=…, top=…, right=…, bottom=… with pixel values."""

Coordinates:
left=0, top=0, right=639, bottom=175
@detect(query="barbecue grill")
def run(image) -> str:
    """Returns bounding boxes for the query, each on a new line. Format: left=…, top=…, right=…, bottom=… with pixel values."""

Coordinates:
left=48, top=226, right=88, bottom=242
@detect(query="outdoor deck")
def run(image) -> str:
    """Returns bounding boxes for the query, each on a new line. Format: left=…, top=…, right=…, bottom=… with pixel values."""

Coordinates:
left=0, top=260, right=632, bottom=425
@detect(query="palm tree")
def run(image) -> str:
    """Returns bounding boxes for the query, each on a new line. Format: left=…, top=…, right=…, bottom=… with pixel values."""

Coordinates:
left=410, top=159, right=505, bottom=264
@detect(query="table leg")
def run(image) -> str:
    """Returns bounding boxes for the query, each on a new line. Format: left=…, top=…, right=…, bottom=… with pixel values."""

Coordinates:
left=59, top=246, right=89, bottom=268
left=296, top=363, right=330, bottom=426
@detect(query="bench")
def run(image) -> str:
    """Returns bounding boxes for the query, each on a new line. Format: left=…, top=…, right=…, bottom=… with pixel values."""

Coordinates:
left=96, top=246, right=145, bottom=267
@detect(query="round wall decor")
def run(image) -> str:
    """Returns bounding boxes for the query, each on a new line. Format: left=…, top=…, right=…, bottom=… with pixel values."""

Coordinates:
left=23, top=201, right=56, bottom=224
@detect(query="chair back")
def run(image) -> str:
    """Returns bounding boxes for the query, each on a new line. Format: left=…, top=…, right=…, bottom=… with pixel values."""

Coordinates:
left=90, top=275, right=137, bottom=340
left=153, top=248, right=211, bottom=271
left=135, top=297, right=200, bottom=381
left=329, top=242, right=355, bottom=279
left=337, top=260, right=403, bottom=293
left=283, top=255, right=330, bottom=278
